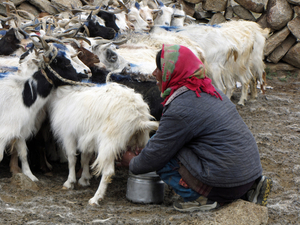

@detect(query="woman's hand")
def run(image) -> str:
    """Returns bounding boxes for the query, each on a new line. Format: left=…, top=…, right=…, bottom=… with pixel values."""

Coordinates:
left=116, top=150, right=137, bottom=168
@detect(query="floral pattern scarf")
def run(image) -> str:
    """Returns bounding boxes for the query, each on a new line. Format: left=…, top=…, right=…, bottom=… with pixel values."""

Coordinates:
left=160, top=44, right=222, bottom=106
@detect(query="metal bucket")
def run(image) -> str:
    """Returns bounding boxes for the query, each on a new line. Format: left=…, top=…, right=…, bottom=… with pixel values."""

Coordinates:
left=126, top=171, right=165, bottom=204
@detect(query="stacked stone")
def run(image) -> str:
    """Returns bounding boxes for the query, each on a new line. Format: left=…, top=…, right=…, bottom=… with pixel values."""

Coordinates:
left=1, top=0, right=299, bottom=71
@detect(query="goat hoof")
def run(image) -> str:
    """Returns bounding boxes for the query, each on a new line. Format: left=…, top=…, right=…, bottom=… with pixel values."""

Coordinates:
left=78, top=178, right=90, bottom=187
left=62, top=186, right=69, bottom=190
left=88, top=198, right=100, bottom=206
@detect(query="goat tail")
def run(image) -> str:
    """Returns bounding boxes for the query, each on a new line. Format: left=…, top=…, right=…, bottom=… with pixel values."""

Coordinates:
left=141, top=120, right=159, bottom=132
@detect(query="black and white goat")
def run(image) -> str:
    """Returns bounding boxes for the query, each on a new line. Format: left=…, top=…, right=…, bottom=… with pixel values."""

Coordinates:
left=0, top=37, right=90, bottom=181
left=48, top=82, right=159, bottom=205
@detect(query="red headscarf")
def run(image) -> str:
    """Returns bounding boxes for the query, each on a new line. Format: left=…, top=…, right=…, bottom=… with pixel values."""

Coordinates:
left=160, top=44, right=222, bottom=106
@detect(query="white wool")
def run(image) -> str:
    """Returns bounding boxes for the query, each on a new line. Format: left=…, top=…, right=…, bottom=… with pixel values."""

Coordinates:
left=48, top=83, right=159, bottom=205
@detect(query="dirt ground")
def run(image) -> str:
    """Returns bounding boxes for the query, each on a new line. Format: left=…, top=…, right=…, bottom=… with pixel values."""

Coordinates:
left=0, top=72, right=299, bottom=225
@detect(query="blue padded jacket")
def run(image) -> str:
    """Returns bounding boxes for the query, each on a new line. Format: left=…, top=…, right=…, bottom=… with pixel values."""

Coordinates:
left=129, top=89, right=262, bottom=187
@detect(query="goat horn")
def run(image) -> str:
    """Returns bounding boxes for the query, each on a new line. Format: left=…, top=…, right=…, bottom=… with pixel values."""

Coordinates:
left=3, top=2, right=17, bottom=12
left=73, top=36, right=91, bottom=46
left=186, top=15, right=196, bottom=20
left=44, top=36, right=66, bottom=46
left=17, top=44, right=26, bottom=52
left=108, top=8, right=124, bottom=14
left=34, top=48, right=39, bottom=56
left=83, top=24, right=90, bottom=37
left=17, top=28, right=30, bottom=38
left=43, top=55, right=50, bottom=63
left=112, top=36, right=128, bottom=45
left=164, top=1, right=173, bottom=6
left=1, top=16, right=14, bottom=22
left=117, top=0, right=129, bottom=13
left=31, top=35, right=50, bottom=51
left=94, top=39, right=113, bottom=45
left=16, top=10, right=35, bottom=20
left=61, top=38, right=81, bottom=48
left=71, top=51, right=82, bottom=58
left=153, top=0, right=159, bottom=8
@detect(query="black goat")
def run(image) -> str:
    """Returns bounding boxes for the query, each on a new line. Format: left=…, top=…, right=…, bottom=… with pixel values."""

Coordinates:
left=0, top=28, right=21, bottom=55
left=82, top=12, right=116, bottom=39
left=97, top=10, right=120, bottom=33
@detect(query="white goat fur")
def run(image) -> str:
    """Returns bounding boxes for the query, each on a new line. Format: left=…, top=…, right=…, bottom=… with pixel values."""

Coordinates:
left=48, top=83, right=159, bottom=205
left=164, top=20, right=269, bottom=105
left=0, top=43, right=90, bottom=181
left=114, top=30, right=206, bottom=75
left=0, top=71, right=48, bottom=181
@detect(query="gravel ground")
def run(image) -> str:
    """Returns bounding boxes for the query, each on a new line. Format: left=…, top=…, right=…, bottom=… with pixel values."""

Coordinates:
left=0, top=73, right=299, bottom=224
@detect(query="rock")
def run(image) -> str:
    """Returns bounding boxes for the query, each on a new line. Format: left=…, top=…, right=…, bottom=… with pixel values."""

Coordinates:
left=256, top=13, right=272, bottom=29
left=225, top=2, right=234, bottom=19
left=265, top=62, right=298, bottom=72
left=294, top=6, right=300, bottom=16
left=267, top=34, right=297, bottom=63
left=287, top=16, right=300, bottom=40
left=287, top=0, right=300, bottom=4
left=195, top=3, right=214, bottom=18
left=12, top=0, right=27, bottom=6
left=11, top=173, right=39, bottom=191
left=0, top=4, right=6, bottom=16
left=51, top=0, right=83, bottom=10
left=214, top=200, right=269, bottom=225
left=208, top=12, right=226, bottom=24
left=17, top=2, right=40, bottom=17
left=185, top=0, right=203, bottom=4
left=203, top=0, right=227, bottom=12
left=27, top=0, right=59, bottom=15
left=231, top=0, right=256, bottom=21
left=282, top=42, right=300, bottom=68
left=234, top=0, right=265, bottom=13
left=266, top=0, right=294, bottom=30
left=264, top=26, right=290, bottom=56
left=178, top=0, right=196, bottom=17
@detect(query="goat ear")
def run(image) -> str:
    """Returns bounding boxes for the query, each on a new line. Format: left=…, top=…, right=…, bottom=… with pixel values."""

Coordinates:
left=152, top=9, right=161, bottom=14
left=33, top=59, right=39, bottom=65
left=185, top=15, right=196, bottom=21
left=87, top=11, right=93, bottom=21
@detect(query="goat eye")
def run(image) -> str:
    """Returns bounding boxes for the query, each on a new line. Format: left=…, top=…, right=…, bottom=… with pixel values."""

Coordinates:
left=53, top=59, right=57, bottom=63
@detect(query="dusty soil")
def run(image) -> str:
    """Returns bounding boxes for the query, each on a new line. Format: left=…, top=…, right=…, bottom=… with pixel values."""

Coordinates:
left=0, top=73, right=299, bottom=224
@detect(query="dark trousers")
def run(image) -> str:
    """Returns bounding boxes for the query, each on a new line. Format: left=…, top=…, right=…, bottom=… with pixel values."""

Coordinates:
left=157, top=158, right=255, bottom=203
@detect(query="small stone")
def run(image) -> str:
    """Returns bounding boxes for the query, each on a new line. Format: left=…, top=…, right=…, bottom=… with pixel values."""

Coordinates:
left=10, top=173, right=39, bottom=191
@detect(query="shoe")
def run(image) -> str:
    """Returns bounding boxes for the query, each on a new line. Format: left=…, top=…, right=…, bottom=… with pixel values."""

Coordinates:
left=173, top=196, right=219, bottom=212
left=247, top=176, right=273, bottom=206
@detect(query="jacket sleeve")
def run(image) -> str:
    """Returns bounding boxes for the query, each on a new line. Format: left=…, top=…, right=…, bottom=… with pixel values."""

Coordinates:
left=129, top=110, right=193, bottom=174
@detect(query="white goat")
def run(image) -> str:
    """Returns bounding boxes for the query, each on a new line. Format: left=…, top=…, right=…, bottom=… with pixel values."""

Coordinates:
left=154, top=1, right=174, bottom=26
left=48, top=82, right=159, bottom=205
left=0, top=41, right=90, bottom=181
left=163, top=20, right=269, bottom=105
left=126, top=2, right=151, bottom=32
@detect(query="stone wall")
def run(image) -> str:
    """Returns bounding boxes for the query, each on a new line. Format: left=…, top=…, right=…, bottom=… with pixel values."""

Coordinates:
left=0, top=0, right=299, bottom=72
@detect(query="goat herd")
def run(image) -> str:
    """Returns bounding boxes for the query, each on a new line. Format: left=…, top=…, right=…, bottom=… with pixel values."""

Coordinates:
left=0, top=0, right=269, bottom=206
